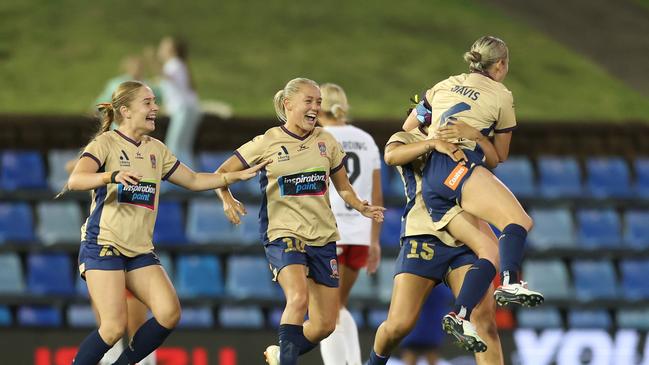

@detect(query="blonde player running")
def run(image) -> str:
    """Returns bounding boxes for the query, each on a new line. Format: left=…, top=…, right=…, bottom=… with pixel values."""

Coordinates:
left=214, top=78, right=384, bottom=365
left=66, top=80, right=266, bottom=365
left=317, top=83, right=383, bottom=365
left=403, top=36, right=543, bottom=317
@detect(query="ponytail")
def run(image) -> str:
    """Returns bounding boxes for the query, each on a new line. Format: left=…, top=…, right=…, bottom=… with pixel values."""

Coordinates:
left=273, top=90, right=287, bottom=122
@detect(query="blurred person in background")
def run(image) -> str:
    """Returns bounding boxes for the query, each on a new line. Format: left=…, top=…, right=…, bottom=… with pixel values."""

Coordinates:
left=213, top=77, right=385, bottom=365
left=398, top=285, right=453, bottom=365
left=317, top=83, right=383, bottom=365
left=95, top=54, right=162, bottom=109
left=157, top=36, right=202, bottom=169
left=367, top=104, right=503, bottom=363
left=64, top=80, right=266, bottom=365
left=402, top=35, right=543, bottom=341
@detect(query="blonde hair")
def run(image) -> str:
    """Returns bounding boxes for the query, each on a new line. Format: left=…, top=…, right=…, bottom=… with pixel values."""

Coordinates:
left=273, top=78, right=319, bottom=122
left=320, top=83, right=349, bottom=121
left=463, top=36, right=508, bottom=73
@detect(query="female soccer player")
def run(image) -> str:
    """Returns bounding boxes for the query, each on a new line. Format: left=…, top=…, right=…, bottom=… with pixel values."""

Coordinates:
left=367, top=120, right=504, bottom=363
left=213, top=78, right=384, bottom=365
left=403, top=36, right=543, bottom=311
left=67, top=80, right=266, bottom=365
left=317, top=83, right=383, bottom=365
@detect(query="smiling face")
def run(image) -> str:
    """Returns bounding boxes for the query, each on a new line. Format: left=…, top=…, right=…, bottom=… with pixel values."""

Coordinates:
left=284, top=83, right=322, bottom=134
left=119, top=86, right=159, bottom=134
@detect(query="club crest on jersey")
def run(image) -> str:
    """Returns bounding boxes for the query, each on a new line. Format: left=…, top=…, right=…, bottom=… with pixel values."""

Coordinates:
left=330, top=259, right=339, bottom=279
left=150, top=154, right=157, bottom=168
left=277, top=145, right=290, bottom=162
left=318, top=142, right=327, bottom=156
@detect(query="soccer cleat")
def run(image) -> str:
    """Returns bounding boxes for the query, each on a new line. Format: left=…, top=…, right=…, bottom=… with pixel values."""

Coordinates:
left=442, top=312, right=487, bottom=353
left=494, top=281, right=544, bottom=307
left=264, top=345, right=280, bottom=365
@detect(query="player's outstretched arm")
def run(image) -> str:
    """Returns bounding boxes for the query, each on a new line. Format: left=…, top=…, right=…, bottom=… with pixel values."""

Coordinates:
left=68, top=156, right=142, bottom=191
left=167, top=159, right=269, bottom=192
left=331, top=167, right=385, bottom=222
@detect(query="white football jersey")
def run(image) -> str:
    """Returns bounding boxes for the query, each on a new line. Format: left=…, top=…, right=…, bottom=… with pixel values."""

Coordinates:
left=324, top=125, right=381, bottom=246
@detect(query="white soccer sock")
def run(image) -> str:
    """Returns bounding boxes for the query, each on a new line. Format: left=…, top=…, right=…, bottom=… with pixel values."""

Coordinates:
left=138, top=350, right=157, bottom=365
left=99, top=338, right=124, bottom=365
left=339, top=306, right=362, bottom=365
left=320, top=313, right=348, bottom=365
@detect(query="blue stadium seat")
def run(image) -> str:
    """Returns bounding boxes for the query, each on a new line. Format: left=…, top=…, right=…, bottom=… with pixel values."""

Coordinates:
left=523, top=260, right=571, bottom=300
left=27, top=253, right=74, bottom=296
left=517, top=308, right=562, bottom=328
left=494, top=156, right=536, bottom=198
left=0, top=202, right=35, bottom=243
left=158, top=252, right=174, bottom=279
left=75, top=276, right=89, bottom=298
left=368, top=309, right=388, bottom=329
left=586, top=157, right=632, bottom=198
left=624, top=210, right=649, bottom=249
left=267, top=307, right=283, bottom=329
left=219, top=305, right=264, bottom=329
left=537, top=156, right=582, bottom=198
left=576, top=209, right=622, bottom=249
left=572, top=260, right=618, bottom=301
left=18, top=305, right=62, bottom=327
left=225, top=256, right=278, bottom=300
left=617, top=309, right=649, bottom=330
left=153, top=201, right=187, bottom=245
left=349, top=270, right=375, bottom=300
left=0, top=150, right=48, bottom=191
left=380, top=161, right=406, bottom=201
left=380, top=207, right=402, bottom=249
left=174, top=255, right=223, bottom=298
left=527, top=208, right=576, bottom=249
left=0, top=253, right=25, bottom=294
left=186, top=199, right=240, bottom=244
left=568, top=310, right=612, bottom=329
left=634, top=158, right=649, bottom=198
left=377, top=260, right=396, bottom=303
left=237, top=204, right=262, bottom=244
left=36, top=202, right=82, bottom=244
left=348, top=308, right=366, bottom=329
left=620, top=260, right=649, bottom=300
left=48, top=149, right=79, bottom=192
left=0, top=306, right=11, bottom=326
left=197, top=152, right=253, bottom=194
left=67, top=305, right=96, bottom=328
left=177, top=306, right=214, bottom=329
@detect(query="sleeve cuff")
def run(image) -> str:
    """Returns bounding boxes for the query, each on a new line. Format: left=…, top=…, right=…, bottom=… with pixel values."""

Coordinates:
left=162, top=160, right=181, bottom=181
left=495, top=126, right=517, bottom=133
left=331, top=155, right=347, bottom=174
left=234, top=151, right=251, bottom=169
left=81, top=152, right=102, bottom=169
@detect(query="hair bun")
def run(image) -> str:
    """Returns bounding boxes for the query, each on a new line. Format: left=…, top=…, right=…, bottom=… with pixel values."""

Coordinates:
left=470, top=51, right=482, bottom=62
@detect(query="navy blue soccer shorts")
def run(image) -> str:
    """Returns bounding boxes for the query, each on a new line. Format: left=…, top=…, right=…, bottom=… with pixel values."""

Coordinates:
left=264, top=237, right=339, bottom=288
left=421, top=147, right=485, bottom=228
left=394, top=235, right=477, bottom=283
left=78, top=241, right=160, bottom=279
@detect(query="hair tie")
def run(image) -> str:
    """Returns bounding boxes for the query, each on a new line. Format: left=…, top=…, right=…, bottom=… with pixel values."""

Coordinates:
left=97, top=102, right=113, bottom=112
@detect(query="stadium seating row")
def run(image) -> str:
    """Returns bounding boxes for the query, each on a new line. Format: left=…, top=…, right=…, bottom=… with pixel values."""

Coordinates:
left=2, top=150, right=649, bottom=199
left=2, top=200, right=648, bottom=250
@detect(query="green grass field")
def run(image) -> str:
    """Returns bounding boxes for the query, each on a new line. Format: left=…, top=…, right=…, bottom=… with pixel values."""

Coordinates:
left=1, top=0, right=648, bottom=121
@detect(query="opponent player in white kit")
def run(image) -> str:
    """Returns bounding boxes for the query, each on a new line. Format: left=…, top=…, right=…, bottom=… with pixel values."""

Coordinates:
left=318, top=83, right=383, bottom=365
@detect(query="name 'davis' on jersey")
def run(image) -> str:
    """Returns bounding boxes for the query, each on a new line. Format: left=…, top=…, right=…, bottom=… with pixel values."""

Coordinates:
left=278, top=170, right=327, bottom=196
left=450, top=85, right=480, bottom=101
left=117, top=180, right=157, bottom=210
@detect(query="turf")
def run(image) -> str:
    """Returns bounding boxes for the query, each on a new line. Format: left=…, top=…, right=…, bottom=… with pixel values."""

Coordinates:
left=0, top=0, right=648, bottom=121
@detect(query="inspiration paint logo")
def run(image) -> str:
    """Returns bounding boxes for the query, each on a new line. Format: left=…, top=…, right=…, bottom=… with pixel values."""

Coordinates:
left=278, top=168, right=327, bottom=197
left=117, top=178, right=157, bottom=210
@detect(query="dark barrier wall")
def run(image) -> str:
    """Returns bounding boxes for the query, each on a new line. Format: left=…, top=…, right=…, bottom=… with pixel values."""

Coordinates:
left=2, top=329, right=648, bottom=365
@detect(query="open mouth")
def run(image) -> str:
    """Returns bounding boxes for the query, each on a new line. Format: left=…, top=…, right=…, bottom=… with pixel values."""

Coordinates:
left=145, top=115, right=156, bottom=122
left=305, top=114, right=317, bottom=123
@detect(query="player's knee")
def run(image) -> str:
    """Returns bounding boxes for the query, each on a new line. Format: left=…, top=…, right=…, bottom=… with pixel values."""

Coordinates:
left=156, top=301, right=181, bottom=328
left=312, top=321, right=337, bottom=341
left=384, top=319, right=415, bottom=341
left=285, top=291, right=308, bottom=314
left=99, top=320, right=127, bottom=344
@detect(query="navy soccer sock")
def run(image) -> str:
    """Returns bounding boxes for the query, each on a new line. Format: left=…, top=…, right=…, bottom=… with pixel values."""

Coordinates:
left=453, top=258, right=497, bottom=319
left=72, top=329, right=112, bottom=365
left=367, top=349, right=390, bottom=365
left=499, top=224, right=528, bottom=285
left=278, top=324, right=318, bottom=364
left=112, top=318, right=173, bottom=365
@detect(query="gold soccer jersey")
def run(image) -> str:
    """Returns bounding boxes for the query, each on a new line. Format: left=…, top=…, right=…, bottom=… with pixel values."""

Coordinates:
left=386, top=128, right=461, bottom=247
left=426, top=73, right=517, bottom=150
left=235, top=126, right=346, bottom=246
left=80, top=130, right=179, bottom=256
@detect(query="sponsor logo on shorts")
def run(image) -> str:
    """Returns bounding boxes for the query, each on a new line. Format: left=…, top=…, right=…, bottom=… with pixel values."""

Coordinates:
left=444, top=164, right=468, bottom=190
left=117, top=179, right=157, bottom=210
left=278, top=168, right=327, bottom=196
left=330, top=259, right=339, bottom=279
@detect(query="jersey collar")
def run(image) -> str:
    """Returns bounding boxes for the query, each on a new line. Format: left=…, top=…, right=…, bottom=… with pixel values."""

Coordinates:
left=115, top=130, right=142, bottom=147
left=280, top=125, right=313, bottom=141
